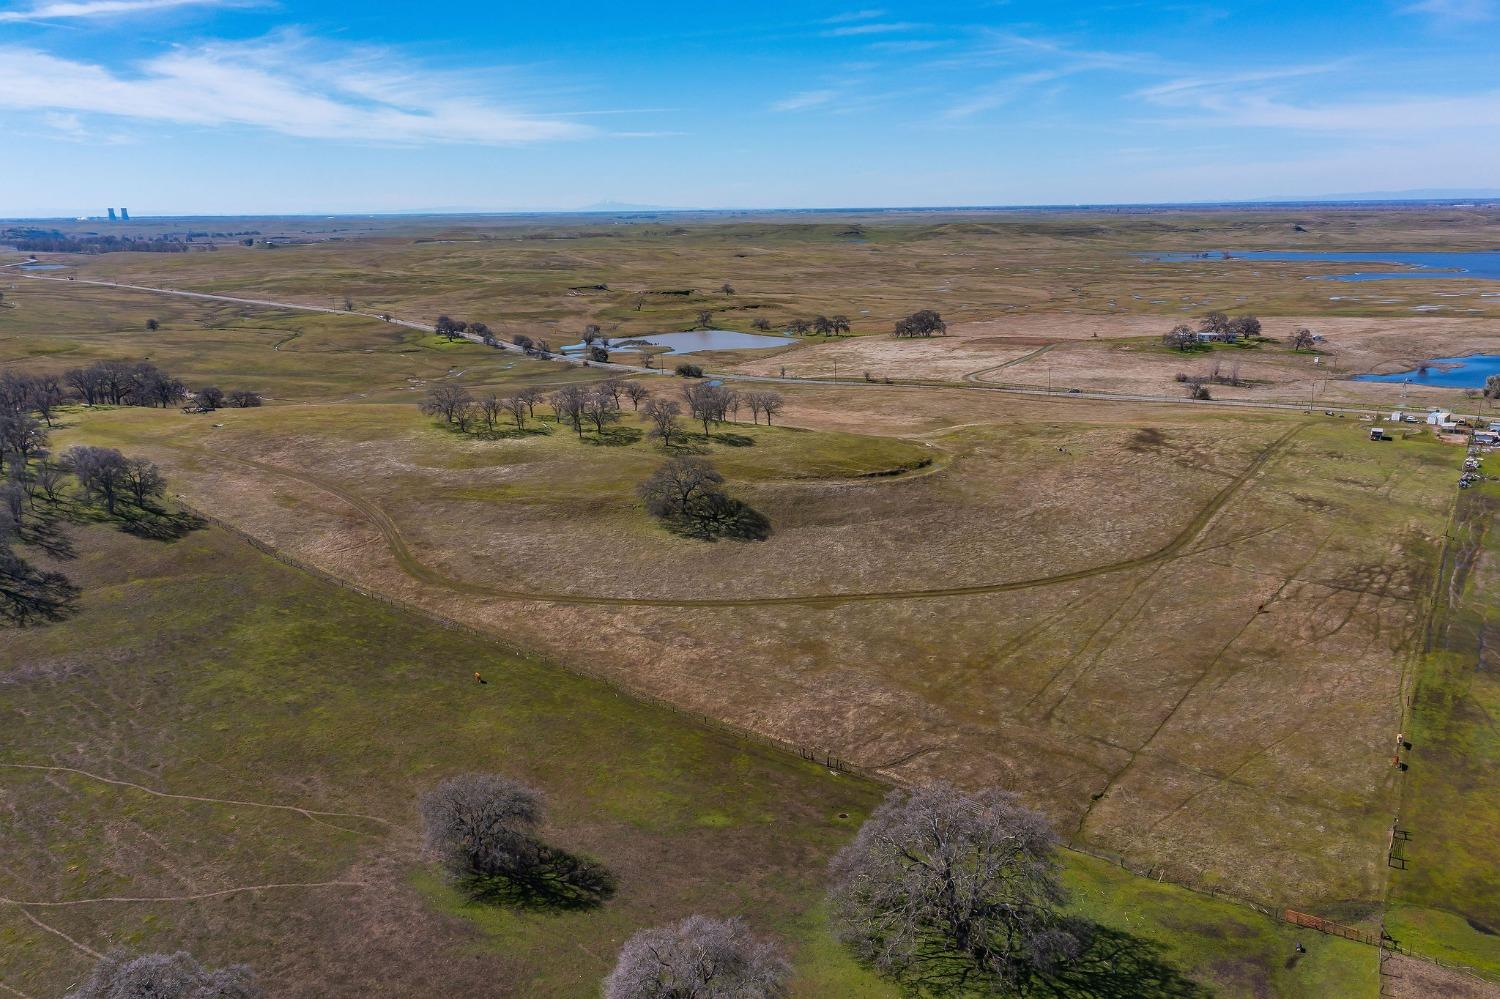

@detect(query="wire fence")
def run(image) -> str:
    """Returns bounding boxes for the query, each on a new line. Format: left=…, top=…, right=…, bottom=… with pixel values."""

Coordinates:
left=1284, top=909, right=1384, bottom=948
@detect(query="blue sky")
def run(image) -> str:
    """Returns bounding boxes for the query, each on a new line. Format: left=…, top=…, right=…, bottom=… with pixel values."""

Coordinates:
left=1, top=0, right=1497, bottom=215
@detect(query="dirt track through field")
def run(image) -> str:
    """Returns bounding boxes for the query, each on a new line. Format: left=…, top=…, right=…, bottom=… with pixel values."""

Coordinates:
left=20, top=271, right=1418, bottom=419
left=961, top=342, right=1058, bottom=383
left=0, top=763, right=390, bottom=830
left=185, top=424, right=1303, bottom=608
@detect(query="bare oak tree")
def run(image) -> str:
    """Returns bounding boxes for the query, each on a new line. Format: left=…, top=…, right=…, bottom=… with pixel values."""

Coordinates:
left=638, top=457, right=770, bottom=540
left=64, top=445, right=129, bottom=514
left=643, top=398, right=683, bottom=448
left=516, top=386, right=544, bottom=419
left=66, top=950, right=261, bottom=999
left=421, top=774, right=543, bottom=881
left=478, top=393, right=503, bottom=433
left=583, top=385, right=622, bottom=435
left=420, top=773, right=615, bottom=909
left=893, top=309, right=945, bottom=338
left=622, top=381, right=651, bottom=410
left=1163, top=325, right=1198, bottom=352
left=682, top=383, right=736, bottom=436
left=123, top=457, right=165, bottom=508
left=827, top=782, right=1084, bottom=991
left=603, top=915, right=789, bottom=999
left=420, top=384, right=474, bottom=425
left=550, top=385, right=587, bottom=436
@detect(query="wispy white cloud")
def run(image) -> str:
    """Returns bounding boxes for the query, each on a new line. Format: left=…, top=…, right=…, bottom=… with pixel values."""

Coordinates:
left=1145, top=91, right=1500, bottom=132
left=932, top=31, right=1159, bottom=119
left=1132, top=62, right=1349, bottom=102
left=971, top=30, right=1159, bottom=73
left=943, top=70, right=1062, bottom=118
left=0, top=0, right=239, bottom=22
left=1398, top=0, right=1496, bottom=24
left=1131, top=54, right=1500, bottom=133
left=824, top=20, right=922, bottom=37
left=0, top=36, right=596, bottom=145
left=821, top=8, right=884, bottom=23
left=867, top=38, right=942, bottom=53
left=769, top=89, right=839, bottom=112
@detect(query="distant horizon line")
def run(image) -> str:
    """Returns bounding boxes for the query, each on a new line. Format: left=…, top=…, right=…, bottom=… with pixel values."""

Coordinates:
left=6, top=194, right=1500, bottom=223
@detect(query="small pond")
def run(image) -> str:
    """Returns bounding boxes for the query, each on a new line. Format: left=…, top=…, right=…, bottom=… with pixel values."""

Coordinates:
left=1354, top=354, right=1500, bottom=388
left=1149, top=250, right=1500, bottom=282
left=17, top=262, right=69, bottom=271
left=566, top=330, right=792, bottom=355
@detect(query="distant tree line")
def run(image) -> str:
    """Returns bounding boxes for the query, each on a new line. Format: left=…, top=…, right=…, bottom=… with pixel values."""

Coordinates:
left=58, top=360, right=262, bottom=413
left=751, top=314, right=852, bottom=336
left=7, top=232, right=194, bottom=254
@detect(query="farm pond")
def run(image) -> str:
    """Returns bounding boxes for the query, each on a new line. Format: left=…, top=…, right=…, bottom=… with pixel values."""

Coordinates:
left=1149, top=250, right=1500, bottom=282
left=1354, top=354, right=1500, bottom=388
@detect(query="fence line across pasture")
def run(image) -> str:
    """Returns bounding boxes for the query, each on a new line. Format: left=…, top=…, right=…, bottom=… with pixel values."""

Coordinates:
left=1284, top=909, right=1384, bottom=948
left=179, top=502, right=1500, bottom=991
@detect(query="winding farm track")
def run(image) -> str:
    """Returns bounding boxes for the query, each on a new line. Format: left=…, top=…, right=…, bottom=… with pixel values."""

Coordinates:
left=16, top=268, right=1307, bottom=605
left=960, top=342, right=1058, bottom=383
left=0, top=764, right=390, bottom=829
left=197, top=424, right=1303, bottom=608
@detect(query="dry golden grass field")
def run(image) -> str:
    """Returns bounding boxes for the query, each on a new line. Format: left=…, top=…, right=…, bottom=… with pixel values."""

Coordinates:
left=6, top=206, right=1500, bottom=996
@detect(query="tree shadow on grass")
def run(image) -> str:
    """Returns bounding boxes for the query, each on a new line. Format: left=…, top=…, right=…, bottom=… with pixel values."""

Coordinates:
left=118, top=507, right=205, bottom=542
left=583, top=425, right=643, bottom=447
left=661, top=498, right=772, bottom=542
left=0, top=549, right=79, bottom=627
left=476, top=424, right=552, bottom=441
left=1022, top=927, right=1210, bottom=999
left=18, top=512, right=76, bottom=561
left=711, top=432, right=755, bottom=447
left=663, top=438, right=711, bottom=456
left=459, top=845, right=617, bottom=912
left=887, top=926, right=1209, bottom=999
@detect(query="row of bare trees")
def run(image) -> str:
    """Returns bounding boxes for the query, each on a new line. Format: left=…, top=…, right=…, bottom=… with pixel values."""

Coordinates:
left=750, top=314, right=852, bottom=336
left=17, top=360, right=262, bottom=416
left=185, top=386, right=264, bottom=413
left=64, top=360, right=185, bottom=408
left=421, top=378, right=784, bottom=445
left=434, top=314, right=493, bottom=344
